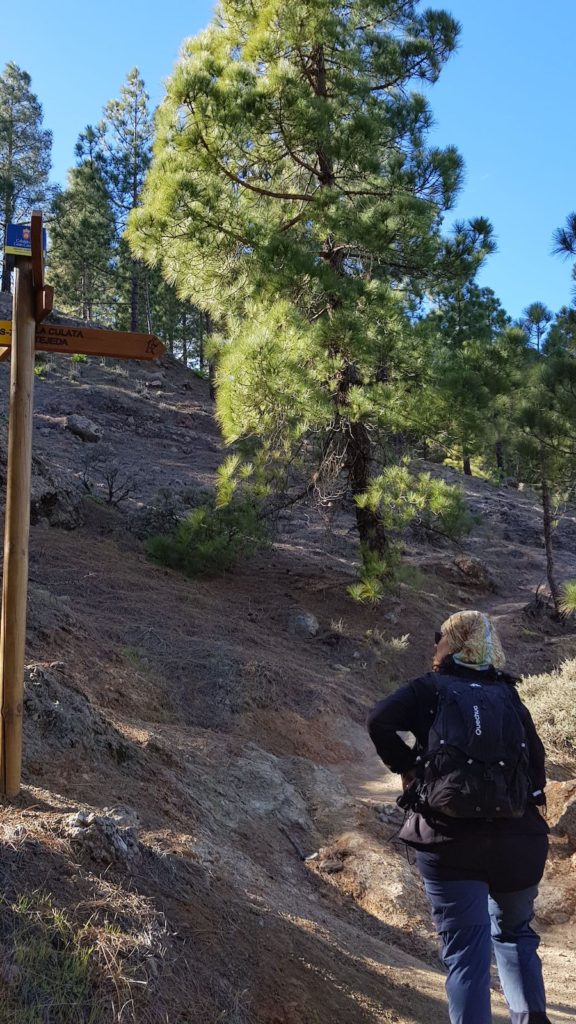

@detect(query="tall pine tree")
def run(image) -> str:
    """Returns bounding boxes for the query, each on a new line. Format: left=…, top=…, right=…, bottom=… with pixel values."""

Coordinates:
left=48, top=159, right=116, bottom=322
left=128, top=0, right=469, bottom=562
left=95, top=69, right=153, bottom=330
left=0, top=62, right=53, bottom=291
left=520, top=301, right=552, bottom=354
left=516, top=353, right=576, bottom=614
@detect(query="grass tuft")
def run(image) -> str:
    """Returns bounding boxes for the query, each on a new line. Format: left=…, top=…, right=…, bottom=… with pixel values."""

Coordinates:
left=0, top=891, right=105, bottom=1024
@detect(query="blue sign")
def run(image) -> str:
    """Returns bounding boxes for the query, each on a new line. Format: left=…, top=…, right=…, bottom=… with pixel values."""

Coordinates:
left=5, top=223, right=47, bottom=256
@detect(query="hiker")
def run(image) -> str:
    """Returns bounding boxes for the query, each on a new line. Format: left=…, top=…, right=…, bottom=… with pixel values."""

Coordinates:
left=367, top=610, right=550, bottom=1024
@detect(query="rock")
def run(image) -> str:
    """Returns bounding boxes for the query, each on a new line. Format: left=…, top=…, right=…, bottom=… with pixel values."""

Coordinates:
left=453, top=555, right=497, bottom=591
left=64, top=811, right=140, bottom=866
left=0, top=419, right=83, bottom=529
left=536, top=876, right=575, bottom=925
left=546, top=779, right=576, bottom=817
left=65, top=414, right=102, bottom=443
left=557, top=799, right=576, bottom=845
left=547, top=780, right=576, bottom=846
left=319, top=858, right=344, bottom=874
left=102, top=805, right=141, bottom=829
left=289, top=610, right=319, bottom=638
left=23, top=663, right=135, bottom=766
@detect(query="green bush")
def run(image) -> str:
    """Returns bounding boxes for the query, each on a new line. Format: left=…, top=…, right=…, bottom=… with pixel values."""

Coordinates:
left=348, top=467, right=472, bottom=603
left=146, top=494, right=268, bottom=576
left=560, top=579, right=576, bottom=616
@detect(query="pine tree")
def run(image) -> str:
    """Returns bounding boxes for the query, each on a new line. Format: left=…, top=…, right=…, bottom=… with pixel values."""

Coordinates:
left=516, top=354, right=576, bottom=614
left=147, top=271, right=203, bottom=364
left=553, top=212, right=576, bottom=290
left=520, top=301, right=553, bottom=354
left=545, top=306, right=576, bottom=355
left=95, top=69, right=154, bottom=330
left=128, top=0, right=467, bottom=563
left=420, top=262, right=526, bottom=477
left=0, top=62, right=53, bottom=291
left=433, top=282, right=508, bottom=350
left=48, top=160, right=116, bottom=322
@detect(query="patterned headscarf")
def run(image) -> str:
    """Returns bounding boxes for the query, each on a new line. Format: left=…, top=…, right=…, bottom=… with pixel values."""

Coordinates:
left=440, top=610, right=506, bottom=670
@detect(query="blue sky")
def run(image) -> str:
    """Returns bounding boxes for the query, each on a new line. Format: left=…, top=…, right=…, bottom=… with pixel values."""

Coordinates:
left=3, top=0, right=575, bottom=319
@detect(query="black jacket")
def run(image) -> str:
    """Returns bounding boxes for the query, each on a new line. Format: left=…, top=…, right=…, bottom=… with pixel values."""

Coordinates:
left=367, top=657, right=548, bottom=847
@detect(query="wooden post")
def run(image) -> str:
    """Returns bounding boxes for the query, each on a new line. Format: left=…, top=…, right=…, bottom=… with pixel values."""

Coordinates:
left=0, top=255, right=36, bottom=796
left=0, top=211, right=164, bottom=796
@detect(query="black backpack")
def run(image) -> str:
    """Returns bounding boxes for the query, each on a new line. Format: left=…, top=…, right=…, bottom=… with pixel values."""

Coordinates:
left=412, top=676, right=531, bottom=819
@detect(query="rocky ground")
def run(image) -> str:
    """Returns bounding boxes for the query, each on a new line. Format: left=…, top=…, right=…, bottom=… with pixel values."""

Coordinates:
left=0, top=350, right=575, bottom=1023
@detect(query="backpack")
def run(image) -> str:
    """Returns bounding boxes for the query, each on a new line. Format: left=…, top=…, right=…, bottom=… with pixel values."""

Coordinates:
left=412, top=677, right=531, bottom=819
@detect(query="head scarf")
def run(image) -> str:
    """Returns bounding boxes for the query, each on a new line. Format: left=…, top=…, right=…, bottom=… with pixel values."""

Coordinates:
left=440, top=610, right=505, bottom=670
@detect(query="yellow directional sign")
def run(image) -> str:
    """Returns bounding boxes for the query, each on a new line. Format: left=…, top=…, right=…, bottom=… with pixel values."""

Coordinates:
left=0, top=321, right=164, bottom=361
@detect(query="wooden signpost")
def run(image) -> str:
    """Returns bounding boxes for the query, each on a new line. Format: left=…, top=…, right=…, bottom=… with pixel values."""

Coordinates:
left=0, top=211, right=165, bottom=797
left=0, top=321, right=164, bottom=360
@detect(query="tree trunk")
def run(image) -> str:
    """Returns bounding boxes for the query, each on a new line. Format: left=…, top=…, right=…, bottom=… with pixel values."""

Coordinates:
left=463, top=453, right=472, bottom=476
left=145, top=274, right=152, bottom=333
left=1, top=257, right=12, bottom=293
left=204, top=313, right=216, bottom=400
left=541, top=476, right=561, bottom=615
left=130, top=261, right=139, bottom=331
left=209, top=362, right=217, bottom=401
left=2, top=146, right=14, bottom=292
left=347, top=421, right=388, bottom=556
left=199, top=313, right=205, bottom=371
left=182, top=311, right=188, bottom=367
left=495, top=440, right=505, bottom=473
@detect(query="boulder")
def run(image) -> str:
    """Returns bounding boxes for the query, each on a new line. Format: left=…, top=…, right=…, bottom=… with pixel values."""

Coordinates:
left=64, top=811, right=140, bottom=866
left=454, top=555, right=497, bottom=591
left=547, top=779, right=576, bottom=847
left=0, top=420, right=83, bottom=529
left=65, top=414, right=102, bottom=443
left=23, top=663, right=135, bottom=767
left=289, top=610, right=320, bottom=638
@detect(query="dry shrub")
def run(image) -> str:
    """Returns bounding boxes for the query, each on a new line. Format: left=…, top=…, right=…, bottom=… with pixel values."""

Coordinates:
left=520, top=659, right=576, bottom=756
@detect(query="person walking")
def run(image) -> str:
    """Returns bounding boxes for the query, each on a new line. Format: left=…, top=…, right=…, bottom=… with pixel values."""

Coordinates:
left=367, top=610, right=550, bottom=1024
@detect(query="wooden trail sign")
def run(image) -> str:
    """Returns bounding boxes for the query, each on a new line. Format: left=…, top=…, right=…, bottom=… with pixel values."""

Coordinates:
left=0, top=320, right=164, bottom=361
left=0, top=212, right=165, bottom=798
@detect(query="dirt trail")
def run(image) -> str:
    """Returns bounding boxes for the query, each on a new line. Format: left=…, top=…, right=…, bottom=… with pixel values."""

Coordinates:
left=337, top=709, right=576, bottom=1023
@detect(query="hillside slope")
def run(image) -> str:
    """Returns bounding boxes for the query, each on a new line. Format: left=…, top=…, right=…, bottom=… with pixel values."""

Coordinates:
left=0, top=353, right=575, bottom=1024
